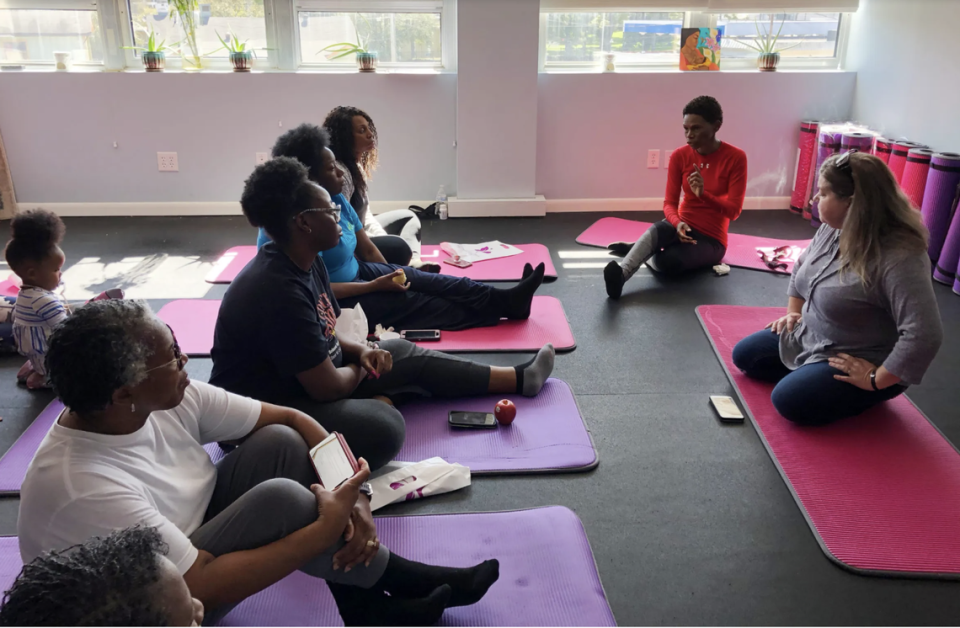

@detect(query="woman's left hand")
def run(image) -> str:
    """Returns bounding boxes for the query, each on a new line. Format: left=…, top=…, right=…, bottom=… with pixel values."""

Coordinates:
left=829, top=353, right=877, bottom=390
left=332, top=497, right=380, bottom=572
left=360, top=348, right=393, bottom=378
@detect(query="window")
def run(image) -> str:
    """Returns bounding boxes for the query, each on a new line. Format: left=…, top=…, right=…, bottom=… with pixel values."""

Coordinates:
left=718, top=12, right=842, bottom=60
left=543, top=12, right=685, bottom=67
left=0, top=8, right=103, bottom=65
left=297, top=3, right=443, bottom=68
left=126, top=0, right=268, bottom=67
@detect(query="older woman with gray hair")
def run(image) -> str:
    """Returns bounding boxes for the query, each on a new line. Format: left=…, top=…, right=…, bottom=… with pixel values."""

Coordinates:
left=16, top=299, right=499, bottom=626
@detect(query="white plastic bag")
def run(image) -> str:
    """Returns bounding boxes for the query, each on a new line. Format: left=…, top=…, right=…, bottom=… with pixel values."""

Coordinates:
left=368, top=457, right=471, bottom=511
left=335, top=304, right=369, bottom=345
left=439, top=241, right=524, bottom=264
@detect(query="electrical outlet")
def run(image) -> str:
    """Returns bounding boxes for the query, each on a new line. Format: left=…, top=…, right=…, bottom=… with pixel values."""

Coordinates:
left=256, top=152, right=269, bottom=165
left=157, top=152, right=178, bottom=172
left=647, top=149, right=660, bottom=169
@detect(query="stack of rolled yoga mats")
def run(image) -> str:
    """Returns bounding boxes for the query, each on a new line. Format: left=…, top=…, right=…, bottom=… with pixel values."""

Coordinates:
left=796, top=122, right=876, bottom=226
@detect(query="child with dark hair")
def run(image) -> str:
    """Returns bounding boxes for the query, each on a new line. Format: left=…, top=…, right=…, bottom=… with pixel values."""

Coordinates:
left=604, top=95, right=747, bottom=299
left=3, top=209, right=68, bottom=389
left=0, top=526, right=204, bottom=627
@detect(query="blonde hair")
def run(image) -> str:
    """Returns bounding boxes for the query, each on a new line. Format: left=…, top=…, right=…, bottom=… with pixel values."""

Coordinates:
left=820, top=151, right=928, bottom=285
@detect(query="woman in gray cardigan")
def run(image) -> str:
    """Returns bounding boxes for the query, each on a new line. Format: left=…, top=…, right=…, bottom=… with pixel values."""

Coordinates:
left=732, top=151, right=943, bottom=424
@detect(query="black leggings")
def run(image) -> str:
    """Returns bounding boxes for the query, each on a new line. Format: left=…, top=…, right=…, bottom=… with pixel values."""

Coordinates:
left=370, top=235, right=412, bottom=266
left=621, top=219, right=726, bottom=278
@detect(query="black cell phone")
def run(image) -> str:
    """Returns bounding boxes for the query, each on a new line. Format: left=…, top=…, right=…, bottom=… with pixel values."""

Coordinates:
left=448, top=411, right=498, bottom=429
left=400, top=329, right=441, bottom=342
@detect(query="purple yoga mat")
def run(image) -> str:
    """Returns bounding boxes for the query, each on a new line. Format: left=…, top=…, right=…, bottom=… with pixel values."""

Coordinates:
left=205, top=380, right=597, bottom=475
left=0, top=508, right=616, bottom=627
left=0, top=400, right=64, bottom=495
left=810, top=130, right=842, bottom=225
left=922, top=152, right=960, bottom=263
left=934, top=204, right=960, bottom=285
left=840, top=131, right=875, bottom=154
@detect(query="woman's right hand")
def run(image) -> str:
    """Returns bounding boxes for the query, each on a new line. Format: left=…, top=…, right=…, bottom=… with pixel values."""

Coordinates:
left=311, top=458, right=372, bottom=529
left=370, top=270, right=410, bottom=293
left=766, top=312, right=802, bottom=335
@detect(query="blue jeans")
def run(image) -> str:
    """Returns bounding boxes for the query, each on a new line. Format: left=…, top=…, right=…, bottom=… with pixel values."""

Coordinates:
left=731, top=329, right=907, bottom=425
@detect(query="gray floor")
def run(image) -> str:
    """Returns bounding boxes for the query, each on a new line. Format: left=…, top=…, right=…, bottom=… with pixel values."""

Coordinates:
left=1, top=211, right=959, bottom=625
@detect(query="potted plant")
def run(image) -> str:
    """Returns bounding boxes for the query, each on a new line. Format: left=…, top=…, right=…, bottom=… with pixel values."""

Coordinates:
left=319, top=29, right=378, bottom=72
left=123, top=28, right=172, bottom=72
left=738, top=16, right=799, bottom=72
left=217, top=30, right=254, bottom=72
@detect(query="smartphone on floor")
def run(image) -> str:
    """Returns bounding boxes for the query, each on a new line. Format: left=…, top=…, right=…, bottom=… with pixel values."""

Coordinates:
left=710, top=395, right=745, bottom=423
left=400, top=329, right=441, bottom=342
left=449, top=411, right=498, bottom=429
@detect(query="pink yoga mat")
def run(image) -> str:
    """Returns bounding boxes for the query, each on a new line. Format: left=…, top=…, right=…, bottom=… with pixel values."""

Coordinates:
left=159, top=296, right=574, bottom=356
left=0, top=275, right=20, bottom=297
left=889, top=141, right=926, bottom=184
left=420, top=244, right=557, bottom=281
left=921, top=152, right=960, bottom=263
left=576, top=217, right=810, bottom=275
left=0, top=399, right=64, bottom=495
left=699, top=304, right=960, bottom=577
left=205, top=246, right=256, bottom=284
left=208, top=244, right=556, bottom=283
left=790, top=121, right=819, bottom=216
left=874, top=137, right=893, bottom=164
left=0, top=507, right=615, bottom=627
left=901, top=148, right=935, bottom=209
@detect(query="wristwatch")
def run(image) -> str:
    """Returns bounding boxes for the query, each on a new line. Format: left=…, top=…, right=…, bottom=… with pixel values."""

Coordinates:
left=359, top=482, right=373, bottom=499
left=869, top=368, right=880, bottom=391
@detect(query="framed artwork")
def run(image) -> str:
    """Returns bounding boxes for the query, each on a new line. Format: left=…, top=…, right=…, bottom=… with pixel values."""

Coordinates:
left=680, top=27, right=723, bottom=71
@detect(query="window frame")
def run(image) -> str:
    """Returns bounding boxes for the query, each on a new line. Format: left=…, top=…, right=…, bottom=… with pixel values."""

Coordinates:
left=0, top=1, right=107, bottom=68
left=292, top=0, right=452, bottom=72
left=538, top=8, right=850, bottom=73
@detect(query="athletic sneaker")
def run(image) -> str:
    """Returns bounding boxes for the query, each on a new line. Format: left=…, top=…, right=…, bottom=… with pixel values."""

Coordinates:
left=604, top=261, right=624, bottom=300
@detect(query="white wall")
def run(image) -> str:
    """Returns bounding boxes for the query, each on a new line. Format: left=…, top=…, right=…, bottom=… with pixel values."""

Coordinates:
left=846, top=0, right=960, bottom=152
left=0, top=72, right=456, bottom=205
left=537, top=71, right=856, bottom=203
left=456, top=0, right=540, bottom=199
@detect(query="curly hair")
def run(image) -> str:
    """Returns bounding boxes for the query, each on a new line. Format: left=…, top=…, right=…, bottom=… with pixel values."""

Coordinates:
left=240, top=157, right=318, bottom=244
left=682, top=95, right=723, bottom=125
left=45, top=299, right=159, bottom=415
left=0, top=526, right=171, bottom=626
left=3, top=209, right=65, bottom=270
left=271, top=123, right=331, bottom=181
left=323, top=106, right=378, bottom=198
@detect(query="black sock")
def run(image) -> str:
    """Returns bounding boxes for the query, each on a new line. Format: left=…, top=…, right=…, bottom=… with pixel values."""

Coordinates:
left=375, top=554, right=500, bottom=608
left=497, top=262, right=545, bottom=320
left=328, top=582, right=451, bottom=626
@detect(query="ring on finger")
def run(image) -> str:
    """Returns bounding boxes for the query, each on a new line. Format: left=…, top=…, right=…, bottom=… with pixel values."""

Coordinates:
left=366, top=540, right=377, bottom=548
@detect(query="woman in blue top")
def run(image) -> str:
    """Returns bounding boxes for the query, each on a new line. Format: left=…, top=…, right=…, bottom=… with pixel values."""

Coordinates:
left=258, top=124, right=546, bottom=333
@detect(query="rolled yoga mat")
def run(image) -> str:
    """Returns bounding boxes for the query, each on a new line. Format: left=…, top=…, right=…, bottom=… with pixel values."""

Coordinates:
left=158, top=296, right=576, bottom=356
left=0, top=507, right=617, bottom=627
left=575, top=217, right=811, bottom=275
left=208, top=244, right=557, bottom=283
left=790, top=120, right=820, bottom=216
left=840, top=131, right=875, bottom=155
left=888, top=140, right=927, bottom=184
left=934, top=205, right=960, bottom=285
left=921, top=152, right=960, bottom=263
left=810, top=130, right=843, bottom=225
left=207, top=379, right=598, bottom=475
left=874, top=137, right=893, bottom=163
left=0, top=400, right=64, bottom=495
left=901, top=148, right=935, bottom=209
left=698, top=304, right=960, bottom=578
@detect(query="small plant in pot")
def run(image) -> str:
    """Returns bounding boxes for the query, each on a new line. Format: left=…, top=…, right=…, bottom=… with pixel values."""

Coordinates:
left=319, top=37, right=378, bottom=73
left=217, top=30, right=254, bottom=72
left=738, top=16, right=800, bottom=72
left=123, top=28, right=172, bottom=72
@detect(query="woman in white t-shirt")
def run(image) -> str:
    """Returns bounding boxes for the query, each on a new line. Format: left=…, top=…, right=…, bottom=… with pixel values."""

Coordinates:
left=18, top=300, right=499, bottom=626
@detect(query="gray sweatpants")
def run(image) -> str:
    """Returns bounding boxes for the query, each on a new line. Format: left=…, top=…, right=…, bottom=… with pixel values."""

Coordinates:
left=282, top=338, right=491, bottom=472
left=190, top=425, right=391, bottom=626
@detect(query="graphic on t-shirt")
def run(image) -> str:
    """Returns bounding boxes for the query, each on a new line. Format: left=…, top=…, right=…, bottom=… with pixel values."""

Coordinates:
left=316, top=292, right=341, bottom=359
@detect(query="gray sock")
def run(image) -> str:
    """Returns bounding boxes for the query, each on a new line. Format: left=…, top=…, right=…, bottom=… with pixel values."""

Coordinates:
left=620, top=226, right=659, bottom=280
left=515, top=344, right=555, bottom=397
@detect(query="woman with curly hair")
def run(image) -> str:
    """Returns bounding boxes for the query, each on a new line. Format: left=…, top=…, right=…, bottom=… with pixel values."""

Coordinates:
left=260, top=123, right=546, bottom=333
left=732, top=151, right=943, bottom=425
left=1, top=526, right=204, bottom=626
left=19, top=299, right=501, bottom=626
left=323, top=106, right=435, bottom=270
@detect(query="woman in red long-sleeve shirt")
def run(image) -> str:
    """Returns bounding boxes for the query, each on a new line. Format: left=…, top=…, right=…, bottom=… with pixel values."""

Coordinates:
left=604, top=96, right=747, bottom=299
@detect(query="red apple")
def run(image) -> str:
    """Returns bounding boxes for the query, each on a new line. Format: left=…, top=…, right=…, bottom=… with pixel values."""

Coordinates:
left=494, top=399, right=517, bottom=425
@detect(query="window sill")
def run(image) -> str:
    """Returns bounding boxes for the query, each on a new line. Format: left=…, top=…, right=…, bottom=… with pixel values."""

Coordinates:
left=541, top=65, right=845, bottom=75
left=0, top=65, right=454, bottom=75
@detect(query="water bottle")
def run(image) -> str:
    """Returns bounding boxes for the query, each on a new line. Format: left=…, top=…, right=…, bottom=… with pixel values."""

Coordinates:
left=436, top=185, right=449, bottom=220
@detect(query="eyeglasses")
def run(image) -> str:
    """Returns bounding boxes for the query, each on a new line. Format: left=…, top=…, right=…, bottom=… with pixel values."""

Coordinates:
left=145, top=324, right=184, bottom=374
left=296, top=204, right=341, bottom=223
